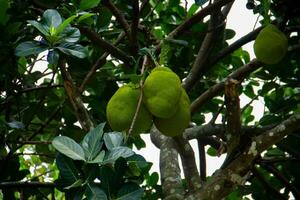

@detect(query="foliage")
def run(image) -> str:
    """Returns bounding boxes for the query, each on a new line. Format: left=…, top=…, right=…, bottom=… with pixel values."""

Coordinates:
left=0, top=0, right=300, bottom=199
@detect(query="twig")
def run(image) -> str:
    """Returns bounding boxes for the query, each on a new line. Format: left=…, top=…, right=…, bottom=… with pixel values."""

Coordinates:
left=7, top=140, right=52, bottom=145
left=162, top=0, right=234, bottom=45
left=209, top=103, right=224, bottom=125
left=78, top=27, right=132, bottom=65
left=261, top=163, right=300, bottom=198
left=104, top=0, right=132, bottom=41
left=130, top=0, right=140, bottom=54
left=19, top=84, right=63, bottom=93
left=128, top=56, right=148, bottom=136
left=0, top=181, right=55, bottom=188
left=252, top=166, right=286, bottom=200
left=241, top=93, right=259, bottom=114
left=79, top=32, right=126, bottom=93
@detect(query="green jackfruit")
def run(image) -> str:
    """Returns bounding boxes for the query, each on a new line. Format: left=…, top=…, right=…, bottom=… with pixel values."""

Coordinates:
left=106, top=84, right=152, bottom=135
left=254, top=24, right=288, bottom=64
left=154, top=88, right=191, bottom=137
left=143, top=66, right=182, bottom=118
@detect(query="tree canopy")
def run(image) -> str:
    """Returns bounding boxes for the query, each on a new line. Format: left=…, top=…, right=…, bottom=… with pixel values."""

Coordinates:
left=0, top=0, right=300, bottom=199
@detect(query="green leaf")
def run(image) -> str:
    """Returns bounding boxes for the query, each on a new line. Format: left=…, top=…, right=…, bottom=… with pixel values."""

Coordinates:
left=79, top=0, right=101, bottom=10
left=15, top=41, right=48, bottom=57
left=47, top=49, right=59, bottom=65
left=116, top=183, right=144, bottom=200
left=60, top=27, right=81, bottom=43
left=81, top=123, right=105, bottom=161
left=52, top=136, right=86, bottom=161
left=207, top=147, right=217, bottom=157
left=56, top=153, right=81, bottom=187
left=56, top=15, right=77, bottom=35
left=87, top=150, right=105, bottom=164
left=102, top=147, right=134, bottom=164
left=146, top=172, right=159, bottom=187
left=64, top=179, right=83, bottom=190
left=128, top=161, right=141, bottom=176
left=103, top=132, right=123, bottom=150
left=42, top=9, right=62, bottom=28
left=78, top=12, right=96, bottom=23
left=86, top=185, right=107, bottom=200
left=56, top=43, right=88, bottom=58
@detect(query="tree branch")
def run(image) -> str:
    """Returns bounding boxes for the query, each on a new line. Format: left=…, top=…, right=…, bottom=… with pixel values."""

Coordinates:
left=0, top=181, right=55, bottom=188
left=104, top=0, right=132, bottom=41
left=183, top=5, right=225, bottom=92
left=79, top=32, right=126, bottom=93
left=78, top=27, right=132, bottom=65
left=173, top=136, right=202, bottom=192
left=130, top=0, right=140, bottom=54
left=224, top=79, right=241, bottom=155
left=197, top=139, right=207, bottom=181
left=59, top=59, right=94, bottom=131
left=166, top=0, right=234, bottom=40
left=185, top=113, right=300, bottom=199
left=190, top=59, right=262, bottom=114
left=150, top=129, right=185, bottom=199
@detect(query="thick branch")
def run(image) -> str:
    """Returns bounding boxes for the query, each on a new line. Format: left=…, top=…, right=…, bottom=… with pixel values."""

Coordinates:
left=183, top=6, right=225, bottom=92
left=151, top=129, right=184, bottom=199
left=78, top=27, right=132, bottom=65
left=59, top=59, right=94, bottom=131
left=190, top=59, right=262, bottom=114
left=224, top=79, right=241, bottom=155
left=185, top=113, right=300, bottom=199
left=173, top=136, right=202, bottom=192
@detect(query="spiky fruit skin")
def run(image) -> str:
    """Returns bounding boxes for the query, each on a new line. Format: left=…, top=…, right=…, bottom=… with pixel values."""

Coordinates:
left=106, top=84, right=152, bottom=135
left=143, top=67, right=182, bottom=118
left=254, top=24, right=288, bottom=64
left=154, top=88, right=191, bottom=137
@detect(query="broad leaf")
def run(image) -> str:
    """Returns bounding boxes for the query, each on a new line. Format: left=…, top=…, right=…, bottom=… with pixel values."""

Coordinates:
left=78, top=12, right=96, bottom=23
left=47, top=49, right=59, bottom=65
left=79, top=0, right=101, bottom=10
left=60, top=27, right=81, bottom=43
left=42, top=9, right=62, bottom=28
left=52, top=136, right=86, bottom=161
left=87, top=150, right=105, bottom=164
left=56, top=43, right=88, bottom=58
left=86, top=184, right=107, bottom=200
left=116, top=183, right=144, bottom=200
left=56, top=153, right=81, bottom=187
left=102, top=147, right=134, bottom=164
left=103, top=132, right=123, bottom=150
left=56, top=15, right=77, bottom=35
left=27, top=20, right=49, bottom=36
left=81, top=123, right=105, bottom=161
left=15, top=41, right=48, bottom=57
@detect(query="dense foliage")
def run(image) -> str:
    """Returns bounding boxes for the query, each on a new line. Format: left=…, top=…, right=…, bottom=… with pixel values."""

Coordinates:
left=0, top=0, right=300, bottom=199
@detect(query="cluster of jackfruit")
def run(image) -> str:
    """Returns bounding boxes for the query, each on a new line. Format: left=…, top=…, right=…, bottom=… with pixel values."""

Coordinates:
left=106, top=66, right=190, bottom=137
